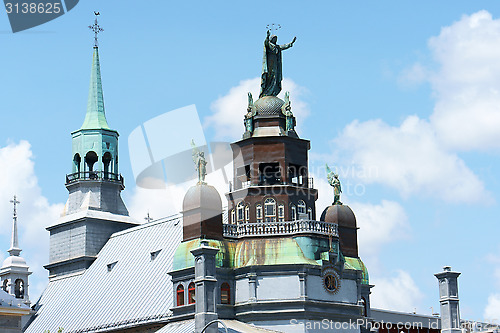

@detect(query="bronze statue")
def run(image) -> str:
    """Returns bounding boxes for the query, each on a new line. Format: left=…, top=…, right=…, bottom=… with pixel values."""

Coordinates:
left=245, top=92, right=256, bottom=133
left=260, top=30, right=296, bottom=98
left=191, top=140, right=207, bottom=184
left=281, top=91, right=295, bottom=132
left=326, top=164, right=342, bottom=205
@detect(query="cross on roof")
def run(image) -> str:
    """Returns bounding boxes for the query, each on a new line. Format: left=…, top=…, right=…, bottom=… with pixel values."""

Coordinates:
left=10, top=195, right=20, bottom=218
left=144, top=212, right=153, bottom=223
left=88, top=11, right=103, bottom=47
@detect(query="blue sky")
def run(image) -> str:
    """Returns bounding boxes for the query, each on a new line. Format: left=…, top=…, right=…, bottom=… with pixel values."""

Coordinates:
left=1, top=0, right=500, bottom=322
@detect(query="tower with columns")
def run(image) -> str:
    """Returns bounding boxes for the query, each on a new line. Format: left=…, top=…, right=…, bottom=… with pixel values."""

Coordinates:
left=44, top=15, right=137, bottom=279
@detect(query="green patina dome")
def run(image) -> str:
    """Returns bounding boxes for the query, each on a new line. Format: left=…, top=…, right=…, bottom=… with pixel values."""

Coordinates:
left=172, top=236, right=369, bottom=285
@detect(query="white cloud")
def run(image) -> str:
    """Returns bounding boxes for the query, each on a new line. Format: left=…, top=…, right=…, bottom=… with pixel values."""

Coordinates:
left=350, top=200, right=409, bottom=259
left=0, top=141, right=64, bottom=301
left=400, top=10, right=500, bottom=151
left=484, top=294, right=500, bottom=321
left=205, top=77, right=309, bottom=141
left=371, top=270, right=424, bottom=313
left=127, top=164, right=233, bottom=222
left=334, top=116, right=490, bottom=203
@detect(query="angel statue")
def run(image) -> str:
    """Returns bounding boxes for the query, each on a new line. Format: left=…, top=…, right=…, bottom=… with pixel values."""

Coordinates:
left=245, top=92, right=256, bottom=133
left=281, top=91, right=295, bottom=132
left=191, top=140, right=207, bottom=184
left=326, top=164, right=342, bottom=205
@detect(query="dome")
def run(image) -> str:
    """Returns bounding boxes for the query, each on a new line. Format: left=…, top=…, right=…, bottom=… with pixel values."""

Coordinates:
left=320, top=204, right=357, bottom=229
left=1, top=255, right=29, bottom=271
left=254, top=96, right=284, bottom=116
left=182, top=183, right=222, bottom=212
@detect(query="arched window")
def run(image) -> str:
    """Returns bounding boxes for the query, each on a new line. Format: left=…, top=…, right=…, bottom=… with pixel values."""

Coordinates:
left=298, top=200, right=306, bottom=215
left=264, top=198, right=276, bottom=222
left=307, top=207, right=312, bottom=220
left=278, top=204, right=285, bottom=222
left=237, top=202, right=244, bottom=223
left=73, top=153, right=81, bottom=174
left=291, top=205, right=296, bottom=221
left=14, top=279, right=24, bottom=299
left=245, top=205, right=249, bottom=222
left=176, top=284, right=185, bottom=306
left=102, top=152, right=112, bottom=179
left=221, top=283, right=231, bottom=304
left=256, top=204, right=263, bottom=222
left=188, top=282, right=196, bottom=304
left=231, top=209, right=235, bottom=224
left=85, top=151, right=98, bottom=174
left=2, top=279, right=7, bottom=292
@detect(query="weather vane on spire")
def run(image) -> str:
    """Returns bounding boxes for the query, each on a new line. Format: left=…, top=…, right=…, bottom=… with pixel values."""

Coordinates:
left=10, top=195, right=20, bottom=218
left=88, top=11, right=103, bottom=47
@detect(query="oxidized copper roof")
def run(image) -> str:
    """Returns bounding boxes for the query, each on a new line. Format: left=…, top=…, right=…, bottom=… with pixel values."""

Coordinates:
left=254, top=96, right=285, bottom=116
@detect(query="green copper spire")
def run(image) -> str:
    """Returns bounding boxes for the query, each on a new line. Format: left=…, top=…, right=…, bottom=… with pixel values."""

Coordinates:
left=81, top=46, right=111, bottom=130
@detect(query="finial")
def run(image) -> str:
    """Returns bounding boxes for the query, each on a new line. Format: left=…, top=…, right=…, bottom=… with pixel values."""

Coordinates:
left=88, top=11, right=103, bottom=47
left=144, top=211, right=153, bottom=223
left=10, top=195, right=20, bottom=218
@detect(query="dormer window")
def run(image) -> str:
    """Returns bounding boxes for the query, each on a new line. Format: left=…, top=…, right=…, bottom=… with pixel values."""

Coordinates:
left=150, top=250, right=161, bottom=261
left=107, top=261, right=117, bottom=272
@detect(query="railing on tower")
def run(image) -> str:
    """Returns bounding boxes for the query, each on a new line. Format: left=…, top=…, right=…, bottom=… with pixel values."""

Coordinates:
left=222, top=219, right=338, bottom=239
left=66, top=171, right=124, bottom=185
left=229, top=176, right=315, bottom=191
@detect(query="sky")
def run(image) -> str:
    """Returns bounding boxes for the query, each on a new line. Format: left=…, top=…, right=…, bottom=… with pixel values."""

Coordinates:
left=1, top=0, right=500, bottom=323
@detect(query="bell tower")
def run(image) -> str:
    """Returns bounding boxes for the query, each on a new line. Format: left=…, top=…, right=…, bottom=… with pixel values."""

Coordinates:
left=44, top=15, right=137, bottom=280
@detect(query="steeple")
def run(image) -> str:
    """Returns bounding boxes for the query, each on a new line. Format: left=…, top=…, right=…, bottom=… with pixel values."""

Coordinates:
left=1, top=196, right=31, bottom=305
left=8, top=195, right=21, bottom=257
left=81, top=46, right=111, bottom=130
left=44, top=14, right=137, bottom=280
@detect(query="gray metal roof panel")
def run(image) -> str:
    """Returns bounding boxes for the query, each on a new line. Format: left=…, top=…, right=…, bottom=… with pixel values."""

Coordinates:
left=25, top=216, right=183, bottom=333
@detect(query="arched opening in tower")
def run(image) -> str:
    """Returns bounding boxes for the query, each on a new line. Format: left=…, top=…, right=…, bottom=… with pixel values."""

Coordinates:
left=102, top=152, right=112, bottom=179
left=73, top=153, right=81, bottom=174
left=85, top=151, right=98, bottom=177
left=14, top=279, right=24, bottom=299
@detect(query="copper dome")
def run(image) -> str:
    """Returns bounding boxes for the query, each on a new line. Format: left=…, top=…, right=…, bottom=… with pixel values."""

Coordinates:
left=320, top=204, right=357, bottom=229
left=182, top=183, right=222, bottom=212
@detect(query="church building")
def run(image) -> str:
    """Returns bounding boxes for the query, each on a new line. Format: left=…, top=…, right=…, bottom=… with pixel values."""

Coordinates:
left=18, top=17, right=459, bottom=333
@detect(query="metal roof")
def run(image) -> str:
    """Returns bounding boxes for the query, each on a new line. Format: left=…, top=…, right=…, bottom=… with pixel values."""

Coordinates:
left=81, top=46, right=111, bottom=131
left=25, top=215, right=183, bottom=333
left=155, top=319, right=282, bottom=333
left=0, top=289, right=30, bottom=311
